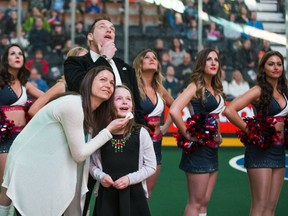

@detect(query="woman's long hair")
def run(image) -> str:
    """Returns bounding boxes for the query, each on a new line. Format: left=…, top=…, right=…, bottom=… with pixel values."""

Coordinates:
left=80, top=66, right=116, bottom=136
left=256, top=51, right=288, bottom=115
left=133, top=48, right=163, bottom=100
left=0, top=44, right=30, bottom=88
left=190, top=48, right=223, bottom=101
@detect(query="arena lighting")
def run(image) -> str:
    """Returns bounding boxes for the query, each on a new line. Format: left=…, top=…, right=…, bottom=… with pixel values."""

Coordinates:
left=199, top=10, right=286, bottom=46
left=144, top=0, right=185, bottom=13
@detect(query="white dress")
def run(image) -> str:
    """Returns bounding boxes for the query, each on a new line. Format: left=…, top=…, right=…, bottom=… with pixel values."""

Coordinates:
left=2, top=95, right=112, bottom=216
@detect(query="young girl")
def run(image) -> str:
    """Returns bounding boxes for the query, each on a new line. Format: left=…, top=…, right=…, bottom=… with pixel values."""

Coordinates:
left=90, top=85, right=157, bottom=216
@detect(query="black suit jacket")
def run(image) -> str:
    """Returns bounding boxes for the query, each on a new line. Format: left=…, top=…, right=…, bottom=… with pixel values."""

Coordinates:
left=64, top=52, right=145, bottom=125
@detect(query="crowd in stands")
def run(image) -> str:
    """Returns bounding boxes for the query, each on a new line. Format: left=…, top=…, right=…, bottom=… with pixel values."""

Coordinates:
left=0, top=0, right=284, bottom=100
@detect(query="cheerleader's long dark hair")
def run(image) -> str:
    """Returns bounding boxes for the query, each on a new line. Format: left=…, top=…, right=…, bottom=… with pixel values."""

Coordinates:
left=256, top=51, right=288, bottom=115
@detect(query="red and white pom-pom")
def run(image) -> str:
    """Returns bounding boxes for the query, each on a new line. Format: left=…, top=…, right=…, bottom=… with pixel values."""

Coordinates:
left=236, top=115, right=278, bottom=148
left=0, top=109, right=15, bottom=142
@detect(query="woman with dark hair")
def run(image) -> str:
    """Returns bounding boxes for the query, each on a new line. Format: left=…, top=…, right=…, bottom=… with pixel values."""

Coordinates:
left=224, top=51, right=288, bottom=216
left=0, top=66, right=129, bottom=216
left=170, top=48, right=225, bottom=216
left=168, top=37, right=186, bottom=67
left=133, top=49, right=174, bottom=198
left=90, top=85, right=156, bottom=216
left=0, top=44, right=43, bottom=192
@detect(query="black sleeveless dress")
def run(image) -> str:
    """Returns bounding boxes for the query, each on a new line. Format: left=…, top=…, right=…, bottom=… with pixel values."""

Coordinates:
left=179, top=90, right=221, bottom=173
left=93, top=131, right=151, bottom=216
left=244, top=97, right=286, bottom=168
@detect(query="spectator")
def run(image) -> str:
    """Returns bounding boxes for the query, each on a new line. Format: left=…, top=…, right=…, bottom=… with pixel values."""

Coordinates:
left=163, top=65, right=181, bottom=99
left=243, top=11, right=264, bottom=40
left=202, top=0, right=214, bottom=15
left=212, top=0, right=230, bottom=20
left=63, top=16, right=146, bottom=215
left=47, top=9, right=62, bottom=30
left=0, top=13, right=5, bottom=35
left=236, top=39, right=258, bottom=87
left=162, top=8, right=175, bottom=30
left=221, top=68, right=229, bottom=96
left=26, top=49, right=50, bottom=82
left=27, top=0, right=47, bottom=13
left=28, top=67, right=49, bottom=92
left=206, top=22, right=222, bottom=41
left=64, top=1, right=85, bottom=14
left=231, top=0, right=246, bottom=14
left=228, top=69, right=250, bottom=98
left=23, top=7, right=51, bottom=33
left=28, top=16, right=52, bottom=53
left=176, top=52, right=193, bottom=87
left=223, top=13, right=241, bottom=41
left=169, top=38, right=186, bottom=67
left=235, top=5, right=249, bottom=24
left=86, top=0, right=102, bottom=14
left=153, top=38, right=166, bottom=59
left=3, top=0, right=18, bottom=22
left=90, top=85, right=156, bottom=216
left=51, top=24, right=67, bottom=52
left=159, top=50, right=173, bottom=76
left=174, top=12, right=186, bottom=37
left=50, top=0, right=65, bottom=13
left=183, top=0, right=198, bottom=23
left=4, top=10, right=17, bottom=36
left=75, top=21, right=87, bottom=47
left=258, top=39, right=272, bottom=62
left=186, top=19, right=198, bottom=40
left=10, top=29, right=30, bottom=51
left=0, top=35, right=11, bottom=58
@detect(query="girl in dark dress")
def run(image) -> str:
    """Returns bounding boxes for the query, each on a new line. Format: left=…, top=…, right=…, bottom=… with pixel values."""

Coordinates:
left=90, top=85, right=157, bottom=216
left=224, top=51, right=288, bottom=215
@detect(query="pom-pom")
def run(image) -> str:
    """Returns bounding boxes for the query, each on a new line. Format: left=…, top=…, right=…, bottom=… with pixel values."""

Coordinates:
left=173, top=132, right=198, bottom=154
left=0, top=109, right=15, bottom=142
left=24, top=100, right=33, bottom=123
left=144, top=114, right=156, bottom=137
left=174, top=113, right=219, bottom=154
left=236, top=115, right=278, bottom=148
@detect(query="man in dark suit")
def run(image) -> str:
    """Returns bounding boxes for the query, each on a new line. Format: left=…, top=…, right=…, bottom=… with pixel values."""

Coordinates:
left=64, top=15, right=144, bottom=124
left=64, top=15, right=145, bottom=215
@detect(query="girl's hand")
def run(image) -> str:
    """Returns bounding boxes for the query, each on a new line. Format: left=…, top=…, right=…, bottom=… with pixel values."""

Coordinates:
left=113, top=176, right=130, bottom=190
left=101, top=175, right=114, bottom=188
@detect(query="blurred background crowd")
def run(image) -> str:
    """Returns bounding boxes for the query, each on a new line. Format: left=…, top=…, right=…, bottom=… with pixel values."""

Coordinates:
left=0, top=0, right=285, bottom=100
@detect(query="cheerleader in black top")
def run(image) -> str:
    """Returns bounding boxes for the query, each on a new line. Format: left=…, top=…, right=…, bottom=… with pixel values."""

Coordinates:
left=224, top=51, right=288, bottom=216
left=170, top=48, right=225, bottom=216
left=90, top=85, right=156, bottom=216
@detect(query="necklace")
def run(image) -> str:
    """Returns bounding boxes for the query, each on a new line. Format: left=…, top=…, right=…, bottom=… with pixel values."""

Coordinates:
left=111, top=132, right=131, bottom=153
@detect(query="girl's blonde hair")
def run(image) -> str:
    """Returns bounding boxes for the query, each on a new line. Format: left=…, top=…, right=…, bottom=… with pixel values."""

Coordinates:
left=66, top=46, right=88, bottom=58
